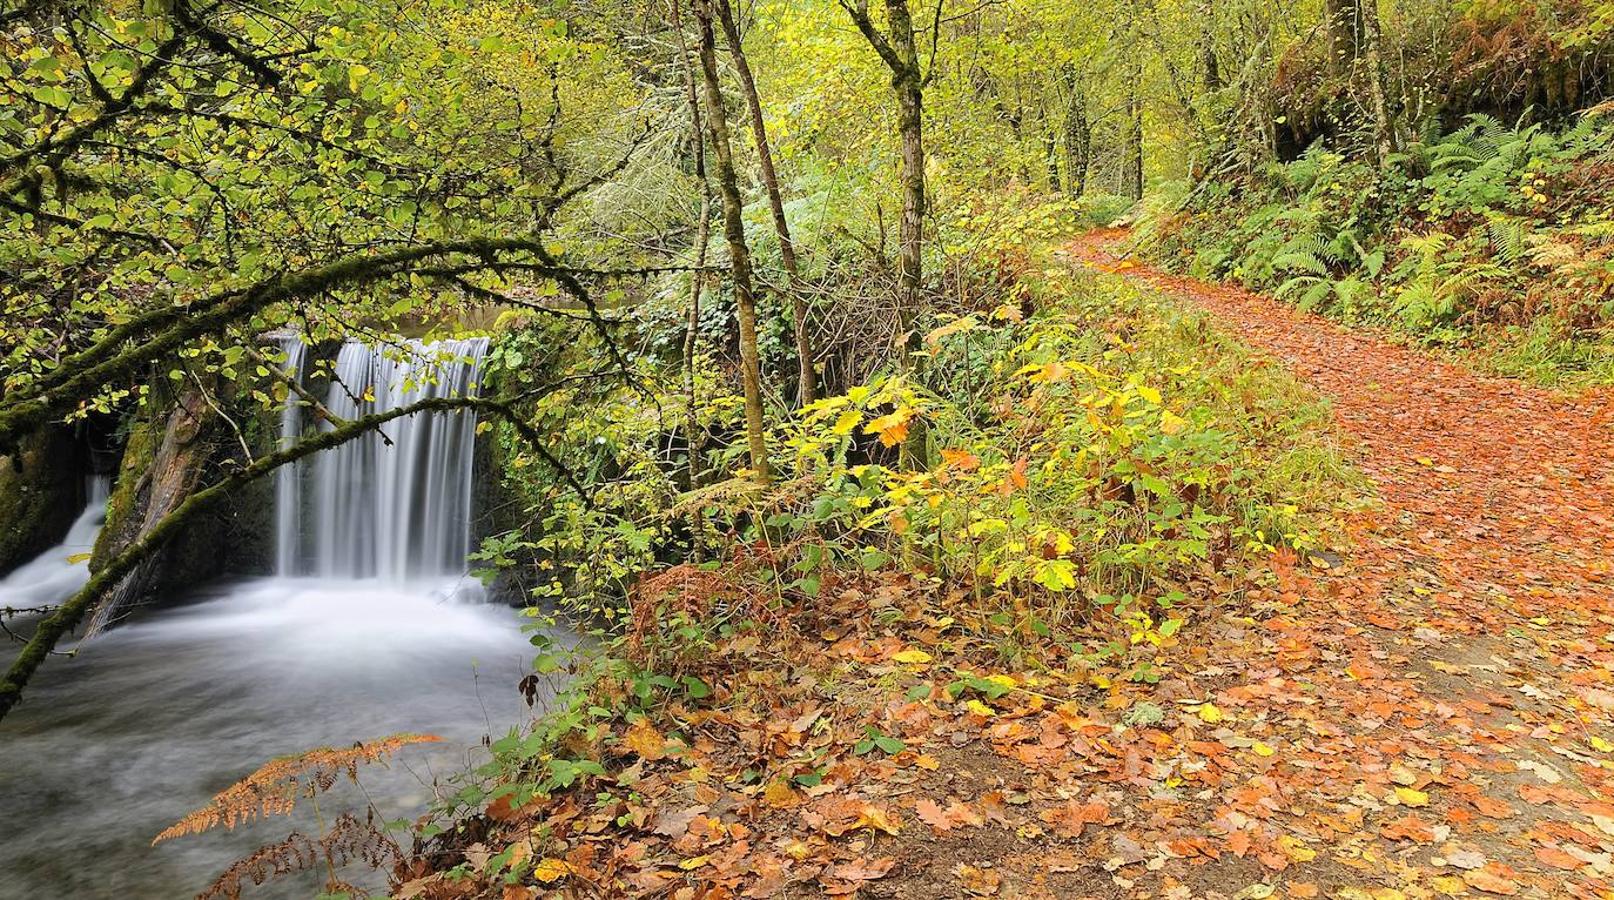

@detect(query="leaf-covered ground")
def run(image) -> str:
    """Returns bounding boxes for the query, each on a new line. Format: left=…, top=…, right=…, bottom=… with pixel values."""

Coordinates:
left=408, top=231, right=1614, bottom=900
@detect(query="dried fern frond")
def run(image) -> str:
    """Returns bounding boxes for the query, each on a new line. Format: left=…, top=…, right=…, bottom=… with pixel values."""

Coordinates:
left=196, top=812, right=402, bottom=900
left=154, top=734, right=441, bottom=845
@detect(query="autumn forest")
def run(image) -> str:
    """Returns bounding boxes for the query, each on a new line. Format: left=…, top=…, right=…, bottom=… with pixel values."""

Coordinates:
left=2, top=0, right=1614, bottom=897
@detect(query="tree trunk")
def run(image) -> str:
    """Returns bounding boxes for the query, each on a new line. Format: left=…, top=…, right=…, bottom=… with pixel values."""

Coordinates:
left=694, top=0, right=770, bottom=482
left=1043, top=122, right=1061, bottom=194
left=712, top=0, right=816, bottom=407
left=1124, top=82, right=1144, bottom=201
left=1360, top=0, right=1398, bottom=166
left=1061, top=67, right=1090, bottom=198
left=1324, top=0, right=1365, bottom=76
left=671, top=0, right=712, bottom=496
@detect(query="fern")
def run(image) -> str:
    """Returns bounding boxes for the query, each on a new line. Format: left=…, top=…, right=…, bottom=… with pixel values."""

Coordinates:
left=196, top=812, right=401, bottom=900
left=154, top=734, right=441, bottom=843
left=1486, top=215, right=1529, bottom=264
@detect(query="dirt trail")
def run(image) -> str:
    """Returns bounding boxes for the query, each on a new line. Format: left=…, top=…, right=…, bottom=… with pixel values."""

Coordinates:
left=1009, top=228, right=1614, bottom=899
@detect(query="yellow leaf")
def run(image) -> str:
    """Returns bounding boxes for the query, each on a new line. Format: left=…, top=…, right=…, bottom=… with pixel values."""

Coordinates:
left=623, top=721, right=668, bottom=761
left=532, top=858, right=571, bottom=883
left=1136, top=385, right=1162, bottom=404
left=864, top=408, right=914, bottom=448
left=1591, top=736, right=1614, bottom=753
left=832, top=410, right=862, bottom=436
left=679, top=855, right=711, bottom=871
left=1160, top=410, right=1189, bottom=435
left=1394, top=787, right=1429, bottom=807
left=892, top=649, right=933, bottom=665
left=853, top=805, right=901, bottom=836
left=1197, top=703, right=1224, bottom=724
left=914, top=754, right=941, bottom=770
left=1431, top=876, right=1467, bottom=896
left=1278, top=834, right=1317, bottom=862
left=965, top=699, right=995, bottom=717
left=984, top=674, right=1018, bottom=691
left=1253, top=741, right=1275, bottom=757
left=763, top=780, right=798, bottom=808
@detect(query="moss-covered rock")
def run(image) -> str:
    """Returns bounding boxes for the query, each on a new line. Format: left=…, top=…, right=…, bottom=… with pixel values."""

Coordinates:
left=87, top=380, right=274, bottom=632
left=0, top=427, right=81, bottom=575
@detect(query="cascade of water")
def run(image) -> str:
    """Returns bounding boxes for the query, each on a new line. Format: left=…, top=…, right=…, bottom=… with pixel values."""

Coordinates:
left=0, top=475, right=112, bottom=608
left=274, top=338, right=308, bottom=575
left=276, top=337, right=487, bottom=582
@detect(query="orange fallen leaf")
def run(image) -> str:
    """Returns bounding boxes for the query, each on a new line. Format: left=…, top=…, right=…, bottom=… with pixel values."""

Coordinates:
left=1462, top=862, right=1519, bottom=896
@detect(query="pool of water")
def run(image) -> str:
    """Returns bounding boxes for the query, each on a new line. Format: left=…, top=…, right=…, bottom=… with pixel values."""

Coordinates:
left=0, top=576, right=548, bottom=899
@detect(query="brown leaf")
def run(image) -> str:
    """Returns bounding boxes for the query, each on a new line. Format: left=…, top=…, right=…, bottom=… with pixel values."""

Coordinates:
left=830, top=857, right=896, bottom=883
left=915, top=798, right=954, bottom=832
left=956, top=864, right=1002, bottom=896
left=652, top=805, right=708, bottom=838
left=1039, top=799, right=1111, bottom=838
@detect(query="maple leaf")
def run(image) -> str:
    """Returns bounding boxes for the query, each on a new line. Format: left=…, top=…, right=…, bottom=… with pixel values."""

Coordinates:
left=532, top=858, right=572, bottom=884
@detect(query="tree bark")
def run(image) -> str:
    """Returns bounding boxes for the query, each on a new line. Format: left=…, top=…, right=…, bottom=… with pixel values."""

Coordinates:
left=840, top=0, right=926, bottom=368
left=694, top=0, right=771, bottom=482
left=1124, top=82, right=1144, bottom=201
left=672, top=0, right=712, bottom=496
left=712, top=0, right=816, bottom=406
left=1360, top=0, right=1398, bottom=167
left=1061, top=66, right=1090, bottom=198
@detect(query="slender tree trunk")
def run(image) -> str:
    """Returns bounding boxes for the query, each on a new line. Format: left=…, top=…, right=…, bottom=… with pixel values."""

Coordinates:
left=672, top=0, right=712, bottom=496
left=1043, top=122, right=1062, bottom=194
left=1360, top=0, right=1398, bottom=166
left=1124, top=81, right=1144, bottom=201
left=712, top=0, right=816, bottom=406
left=1061, top=66, right=1090, bottom=198
left=694, top=0, right=770, bottom=482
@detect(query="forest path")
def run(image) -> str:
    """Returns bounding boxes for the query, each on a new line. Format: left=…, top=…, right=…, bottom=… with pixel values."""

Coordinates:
left=1027, top=228, right=1614, bottom=898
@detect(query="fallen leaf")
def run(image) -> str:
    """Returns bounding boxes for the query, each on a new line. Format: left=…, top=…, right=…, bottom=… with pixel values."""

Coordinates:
left=1394, top=786, right=1430, bottom=807
left=1462, top=862, right=1518, bottom=895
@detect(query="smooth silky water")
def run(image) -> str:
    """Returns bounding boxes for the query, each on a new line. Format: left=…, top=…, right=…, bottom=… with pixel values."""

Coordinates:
left=0, top=339, right=550, bottom=898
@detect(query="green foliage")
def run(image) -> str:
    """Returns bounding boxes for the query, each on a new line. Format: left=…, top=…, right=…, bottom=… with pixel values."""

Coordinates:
left=1145, top=114, right=1614, bottom=385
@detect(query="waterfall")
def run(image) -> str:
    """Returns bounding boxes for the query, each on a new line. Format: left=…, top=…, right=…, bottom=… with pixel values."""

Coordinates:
left=0, top=475, right=111, bottom=608
left=276, top=338, right=488, bottom=584
left=274, top=339, right=308, bottom=576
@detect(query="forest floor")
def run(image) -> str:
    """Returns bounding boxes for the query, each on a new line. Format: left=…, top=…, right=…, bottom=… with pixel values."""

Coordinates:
left=422, top=230, right=1614, bottom=900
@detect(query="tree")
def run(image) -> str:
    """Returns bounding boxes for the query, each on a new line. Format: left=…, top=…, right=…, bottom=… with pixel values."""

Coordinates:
left=838, top=0, right=933, bottom=368
left=693, top=0, right=772, bottom=481
left=712, top=0, right=818, bottom=406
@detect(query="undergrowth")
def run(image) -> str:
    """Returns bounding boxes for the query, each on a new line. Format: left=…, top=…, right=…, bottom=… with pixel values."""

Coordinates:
left=1140, top=110, right=1614, bottom=388
left=369, top=227, right=1369, bottom=898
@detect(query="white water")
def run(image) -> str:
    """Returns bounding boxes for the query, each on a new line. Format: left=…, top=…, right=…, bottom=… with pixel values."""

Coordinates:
left=0, top=339, right=551, bottom=898
left=0, top=475, right=109, bottom=610
left=282, top=337, right=488, bottom=584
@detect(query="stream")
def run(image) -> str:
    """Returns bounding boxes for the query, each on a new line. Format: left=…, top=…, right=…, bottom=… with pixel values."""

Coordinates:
left=0, top=338, right=552, bottom=898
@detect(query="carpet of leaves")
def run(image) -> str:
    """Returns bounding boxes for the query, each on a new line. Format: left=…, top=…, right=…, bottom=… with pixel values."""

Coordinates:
left=399, top=232, right=1614, bottom=900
